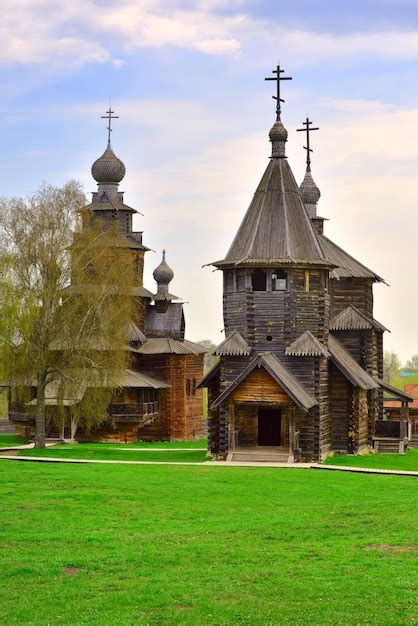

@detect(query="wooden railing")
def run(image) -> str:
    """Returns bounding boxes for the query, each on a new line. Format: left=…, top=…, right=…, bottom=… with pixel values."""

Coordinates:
left=108, top=402, right=159, bottom=422
left=375, top=420, right=401, bottom=438
left=9, top=401, right=32, bottom=422
left=228, top=429, right=240, bottom=451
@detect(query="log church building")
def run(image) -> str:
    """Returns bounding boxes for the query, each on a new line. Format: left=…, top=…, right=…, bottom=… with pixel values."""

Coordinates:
left=198, top=65, right=412, bottom=462
left=8, top=64, right=412, bottom=455
left=9, top=114, right=206, bottom=442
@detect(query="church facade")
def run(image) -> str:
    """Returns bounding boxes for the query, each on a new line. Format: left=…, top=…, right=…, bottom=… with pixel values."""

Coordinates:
left=198, top=66, right=407, bottom=462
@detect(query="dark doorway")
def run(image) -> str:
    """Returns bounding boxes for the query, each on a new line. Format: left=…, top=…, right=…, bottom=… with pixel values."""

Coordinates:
left=258, top=408, right=281, bottom=446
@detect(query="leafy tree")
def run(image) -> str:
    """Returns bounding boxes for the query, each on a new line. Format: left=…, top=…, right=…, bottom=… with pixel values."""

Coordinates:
left=383, top=350, right=401, bottom=385
left=0, top=182, right=134, bottom=448
left=198, top=339, right=219, bottom=373
left=405, top=354, right=418, bottom=371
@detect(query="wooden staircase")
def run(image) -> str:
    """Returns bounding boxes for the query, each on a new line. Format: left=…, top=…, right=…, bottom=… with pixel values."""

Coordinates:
left=227, top=447, right=291, bottom=463
left=373, top=437, right=407, bottom=454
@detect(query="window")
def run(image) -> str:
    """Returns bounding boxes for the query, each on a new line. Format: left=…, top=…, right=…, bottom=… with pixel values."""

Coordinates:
left=272, top=269, right=287, bottom=291
left=186, top=378, right=197, bottom=397
left=251, top=269, right=267, bottom=291
left=304, top=270, right=310, bottom=292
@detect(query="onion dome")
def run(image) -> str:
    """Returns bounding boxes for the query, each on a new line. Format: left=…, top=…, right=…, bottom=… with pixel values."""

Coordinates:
left=153, top=250, right=174, bottom=285
left=91, top=141, right=126, bottom=184
left=269, top=119, right=288, bottom=158
left=300, top=167, right=321, bottom=218
left=300, top=168, right=321, bottom=206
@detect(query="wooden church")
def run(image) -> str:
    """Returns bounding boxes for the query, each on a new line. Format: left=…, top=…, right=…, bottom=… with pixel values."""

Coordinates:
left=9, top=115, right=206, bottom=442
left=198, top=66, right=410, bottom=462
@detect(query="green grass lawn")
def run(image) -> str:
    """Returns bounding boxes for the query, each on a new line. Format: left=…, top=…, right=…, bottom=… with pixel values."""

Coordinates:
left=0, top=461, right=417, bottom=625
left=0, top=434, right=28, bottom=447
left=325, top=449, right=418, bottom=471
left=17, top=444, right=208, bottom=463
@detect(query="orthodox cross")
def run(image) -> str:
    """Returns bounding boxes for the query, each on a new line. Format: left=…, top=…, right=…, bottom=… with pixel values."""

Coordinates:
left=101, top=108, right=119, bottom=143
left=297, top=117, right=319, bottom=170
left=265, top=65, right=292, bottom=119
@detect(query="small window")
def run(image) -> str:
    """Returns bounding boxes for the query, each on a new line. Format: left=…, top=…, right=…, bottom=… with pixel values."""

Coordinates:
left=272, top=269, right=287, bottom=291
left=304, top=270, right=310, bottom=292
left=252, top=269, right=267, bottom=292
left=186, top=378, right=196, bottom=398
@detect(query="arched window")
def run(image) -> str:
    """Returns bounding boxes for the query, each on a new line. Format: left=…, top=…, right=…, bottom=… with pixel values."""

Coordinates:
left=251, top=269, right=267, bottom=292
left=272, top=269, right=287, bottom=291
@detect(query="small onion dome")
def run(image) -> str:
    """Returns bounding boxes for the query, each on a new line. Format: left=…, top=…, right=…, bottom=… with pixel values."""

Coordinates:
left=269, top=119, right=288, bottom=143
left=91, top=142, right=126, bottom=183
left=299, top=168, right=321, bottom=205
left=153, top=250, right=174, bottom=284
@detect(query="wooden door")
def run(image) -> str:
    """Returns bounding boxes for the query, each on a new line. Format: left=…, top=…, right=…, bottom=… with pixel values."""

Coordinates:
left=258, top=408, right=281, bottom=446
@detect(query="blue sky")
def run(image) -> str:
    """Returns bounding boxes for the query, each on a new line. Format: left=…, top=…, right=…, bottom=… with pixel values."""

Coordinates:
left=1, top=0, right=418, bottom=361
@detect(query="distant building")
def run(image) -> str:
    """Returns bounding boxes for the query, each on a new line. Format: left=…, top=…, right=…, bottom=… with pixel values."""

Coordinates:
left=385, top=384, right=418, bottom=446
left=199, top=66, right=410, bottom=461
left=9, top=121, right=206, bottom=442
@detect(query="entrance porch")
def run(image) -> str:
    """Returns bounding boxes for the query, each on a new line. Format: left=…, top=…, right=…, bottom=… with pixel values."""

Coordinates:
left=226, top=402, right=300, bottom=463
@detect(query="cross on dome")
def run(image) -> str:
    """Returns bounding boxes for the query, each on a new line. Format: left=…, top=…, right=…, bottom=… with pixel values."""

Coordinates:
left=101, top=107, right=119, bottom=145
left=265, top=64, right=292, bottom=120
left=297, top=117, right=319, bottom=171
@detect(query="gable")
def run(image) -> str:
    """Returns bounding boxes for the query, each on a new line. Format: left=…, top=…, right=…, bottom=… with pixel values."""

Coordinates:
left=231, top=368, right=290, bottom=404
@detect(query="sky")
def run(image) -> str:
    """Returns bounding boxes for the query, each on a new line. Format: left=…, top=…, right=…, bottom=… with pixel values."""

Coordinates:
left=1, top=0, right=418, bottom=363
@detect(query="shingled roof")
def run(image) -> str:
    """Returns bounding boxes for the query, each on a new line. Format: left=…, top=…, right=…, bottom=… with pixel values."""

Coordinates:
left=285, top=331, right=330, bottom=357
left=211, top=352, right=318, bottom=411
left=214, top=331, right=252, bottom=356
left=134, top=338, right=206, bottom=355
left=210, top=119, right=331, bottom=268
left=330, top=306, right=388, bottom=333
left=319, top=235, right=384, bottom=282
left=328, top=335, right=379, bottom=390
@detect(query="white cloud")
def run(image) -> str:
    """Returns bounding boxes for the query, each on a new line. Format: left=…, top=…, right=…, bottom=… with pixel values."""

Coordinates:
left=4, top=0, right=418, bottom=68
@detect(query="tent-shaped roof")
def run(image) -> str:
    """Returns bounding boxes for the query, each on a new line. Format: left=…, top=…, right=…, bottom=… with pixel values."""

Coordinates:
left=211, top=352, right=318, bottom=411
left=328, top=335, right=379, bottom=390
left=214, top=331, right=252, bottom=356
left=330, top=305, right=388, bottom=332
left=285, top=331, right=330, bottom=357
left=210, top=136, right=330, bottom=268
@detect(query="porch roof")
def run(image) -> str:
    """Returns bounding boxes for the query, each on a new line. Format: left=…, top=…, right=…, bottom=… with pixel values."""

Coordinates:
left=196, top=362, right=221, bottom=389
left=26, top=369, right=170, bottom=406
left=378, top=379, right=414, bottom=403
left=211, top=352, right=318, bottom=412
left=328, top=335, right=379, bottom=391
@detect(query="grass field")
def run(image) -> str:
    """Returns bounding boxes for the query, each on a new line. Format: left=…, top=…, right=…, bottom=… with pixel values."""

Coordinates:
left=17, top=444, right=208, bottom=463
left=0, top=461, right=417, bottom=625
left=324, top=449, right=418, bottom=471
left=16, top=440, right=208, bottom=463
left=0, top=434, right=28, bottom=447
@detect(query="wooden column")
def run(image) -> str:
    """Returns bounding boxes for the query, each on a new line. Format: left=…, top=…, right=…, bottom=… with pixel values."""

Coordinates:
left=400, top=401, right=406, bottom=440
left=219, top=402, right=228, bottom=458
left=228, top=400, right=235, bottom=451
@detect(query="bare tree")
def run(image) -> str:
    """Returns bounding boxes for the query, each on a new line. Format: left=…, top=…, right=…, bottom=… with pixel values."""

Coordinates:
left=0, top=182, right=134, bottom=447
